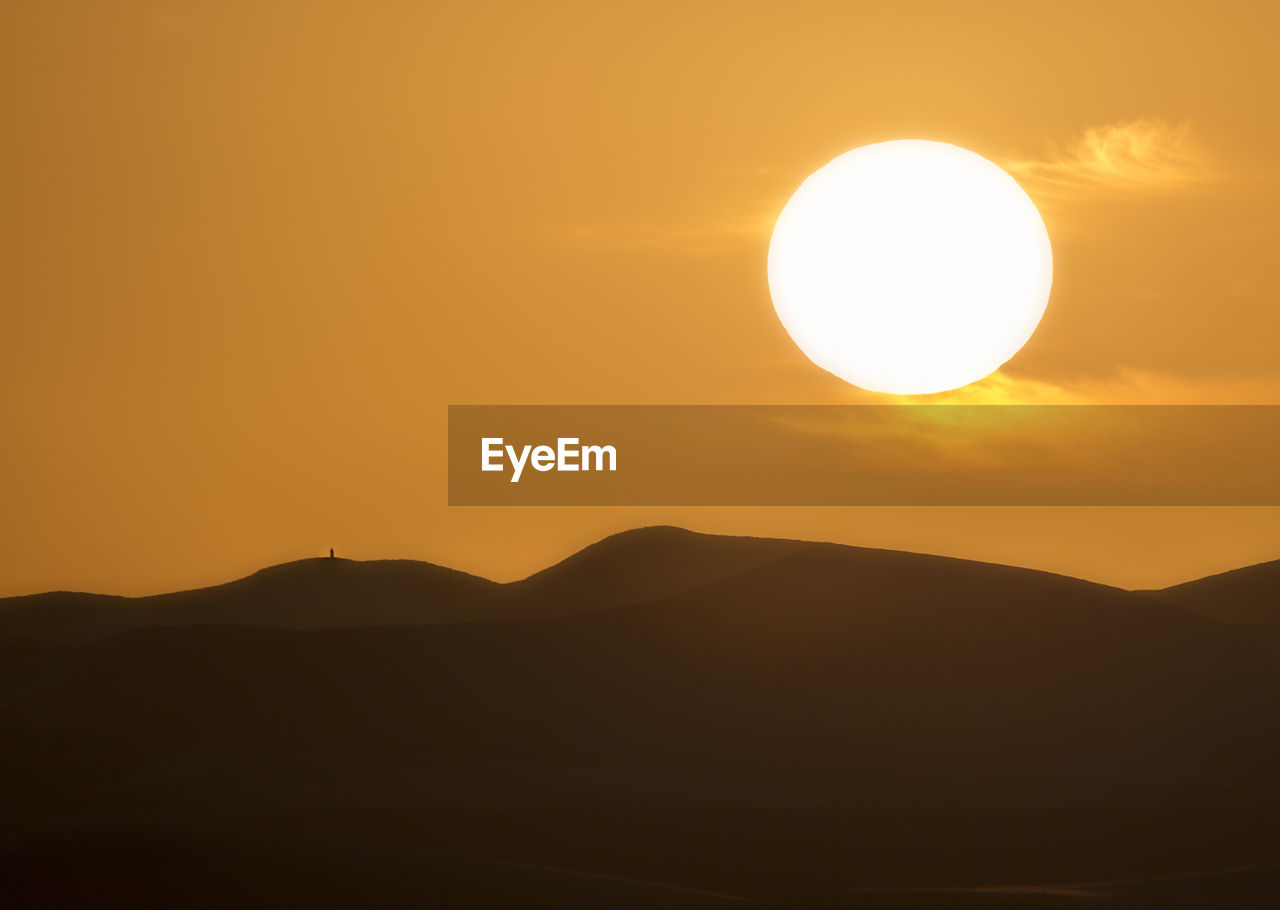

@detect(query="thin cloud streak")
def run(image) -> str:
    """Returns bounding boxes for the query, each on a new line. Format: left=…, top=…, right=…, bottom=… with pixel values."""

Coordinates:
left=1007, top=119, right=1217, bottom=199
left=560, top=120, right=1216, bottom=253
left=911, top=367, right=1280, bottom=406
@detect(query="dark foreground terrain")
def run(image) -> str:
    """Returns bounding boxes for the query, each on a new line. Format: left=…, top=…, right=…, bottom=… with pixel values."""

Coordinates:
left=1, top=527, right=1278, bottom=908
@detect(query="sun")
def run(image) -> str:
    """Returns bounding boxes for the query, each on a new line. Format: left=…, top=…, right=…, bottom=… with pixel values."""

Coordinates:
left=767, top=140, right=1053, bottom=395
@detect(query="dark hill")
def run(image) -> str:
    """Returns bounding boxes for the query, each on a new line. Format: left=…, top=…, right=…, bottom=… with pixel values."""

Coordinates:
left=0, top=528, right=811, bottom=644
left=1143, top=556, right=1280, bottom=655
left=4, top=529, right=1280, bottom=903
left=0, top=559, right=500, bottom=644
left=5, top=540, right=1277, bottom=810
left=1144, top=557, right=1280, bottom=625
left=502, top=525, right=811, bottom=612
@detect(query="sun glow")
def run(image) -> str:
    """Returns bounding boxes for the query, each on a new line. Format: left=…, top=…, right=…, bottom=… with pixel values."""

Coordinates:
left=768, top=140, right=1053, bottom=395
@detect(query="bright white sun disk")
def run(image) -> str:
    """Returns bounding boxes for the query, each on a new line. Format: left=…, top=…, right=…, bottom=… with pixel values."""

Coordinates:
left=767, top=140, right=1053, bottom=395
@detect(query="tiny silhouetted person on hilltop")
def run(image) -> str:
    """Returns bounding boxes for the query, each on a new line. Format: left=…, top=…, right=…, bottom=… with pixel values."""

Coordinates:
left=329, top=547, right=335, bottom=559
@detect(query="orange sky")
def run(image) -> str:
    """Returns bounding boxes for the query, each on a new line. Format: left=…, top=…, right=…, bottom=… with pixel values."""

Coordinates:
left=3, top=0, right=1279, bottom=596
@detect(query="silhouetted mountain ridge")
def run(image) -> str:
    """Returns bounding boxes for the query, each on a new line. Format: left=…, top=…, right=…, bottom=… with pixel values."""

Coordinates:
left=502, top=525, right=811, bottom=611
left=4, top=532, right=1278, bottom=806
left=0, top=557, right=500, bottom=644
left=3, top=527, right=1280, bottom=905
left=13, top=525, right=1269, bottom=646
left=0, top=527, right=1057, bottom=644
left=1145, top=556, right=1280, bottom=625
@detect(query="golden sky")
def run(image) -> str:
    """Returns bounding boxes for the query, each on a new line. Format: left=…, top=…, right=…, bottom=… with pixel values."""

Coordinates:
left=3, top=1, right=1279, bottom=595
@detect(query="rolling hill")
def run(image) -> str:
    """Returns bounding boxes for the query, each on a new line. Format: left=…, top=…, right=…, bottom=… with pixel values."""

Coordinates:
left=1143, top=556, right=1280, bottom=654
left=0, top=528, right=811, bottom=645
left=1, top=527, right=1279, bottom=906
left=1144, top=557, right=1280, bottom=625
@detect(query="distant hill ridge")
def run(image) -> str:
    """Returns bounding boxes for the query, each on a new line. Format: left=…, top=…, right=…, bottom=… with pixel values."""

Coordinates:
left=0, top=526, right=1276, bottom=645
left=3, top=526, right=1280, bottom=900
left=1143, top=556, right=1280, bottom=625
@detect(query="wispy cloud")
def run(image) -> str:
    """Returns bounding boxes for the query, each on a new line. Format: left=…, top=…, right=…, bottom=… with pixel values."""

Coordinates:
left=560, top=121, right=1216, bottom=253
left=762, top=370, right=1280, bottom=506
left=1007, top=119, right=1216, bottom=198
left=909, top=367, right=1280, bottom=406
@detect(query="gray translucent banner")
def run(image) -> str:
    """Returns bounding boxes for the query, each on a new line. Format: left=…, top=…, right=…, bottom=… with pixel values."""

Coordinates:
left=448, top=405, right=1280, bottom=506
